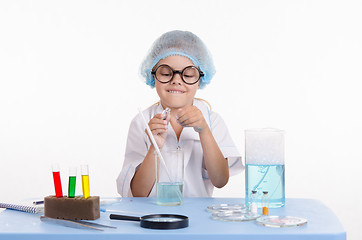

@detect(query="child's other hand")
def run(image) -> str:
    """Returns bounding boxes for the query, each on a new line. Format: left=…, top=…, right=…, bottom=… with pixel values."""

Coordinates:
left=176, top=106, right=208, bottom=133
left=146, top=113, right=170, bottom=149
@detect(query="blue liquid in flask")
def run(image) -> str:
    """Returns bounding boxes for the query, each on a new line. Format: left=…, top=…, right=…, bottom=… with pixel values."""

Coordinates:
left=157, top=182, right=183, bottom=206
left=245, top=164, right=285, bottom=208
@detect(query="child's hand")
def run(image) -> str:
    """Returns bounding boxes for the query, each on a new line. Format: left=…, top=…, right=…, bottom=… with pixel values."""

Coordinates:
left=146, top=113, right=170, bottom=149
left=176, top=106, right=208, bottom=133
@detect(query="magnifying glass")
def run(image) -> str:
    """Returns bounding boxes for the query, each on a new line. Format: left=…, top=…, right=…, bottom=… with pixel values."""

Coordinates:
left=109, top=214, right=189, bottom=229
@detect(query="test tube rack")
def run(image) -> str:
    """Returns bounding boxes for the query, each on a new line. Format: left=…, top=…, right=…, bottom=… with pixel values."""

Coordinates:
left=44, top=195, right=100, bottom=220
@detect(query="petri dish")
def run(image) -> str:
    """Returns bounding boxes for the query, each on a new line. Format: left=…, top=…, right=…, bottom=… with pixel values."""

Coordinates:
left=212, top=210, right=259, bottom=222
left=256, top=216, right=307, bottom=228
left=207, top=203, right=247, bottom=213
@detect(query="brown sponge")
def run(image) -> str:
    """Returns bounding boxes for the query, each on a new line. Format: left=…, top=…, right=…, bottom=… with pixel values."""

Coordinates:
left=44, top=196, right=100, bottom=220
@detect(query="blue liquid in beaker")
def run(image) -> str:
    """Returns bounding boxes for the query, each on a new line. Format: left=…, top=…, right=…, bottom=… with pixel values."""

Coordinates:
left=156, top=182, right=184, bottom=206
left=245, top=164, right=285, bottom=208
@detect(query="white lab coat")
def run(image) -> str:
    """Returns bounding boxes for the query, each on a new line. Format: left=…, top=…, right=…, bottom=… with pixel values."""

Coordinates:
left=116, top=99, right=244, bottom=197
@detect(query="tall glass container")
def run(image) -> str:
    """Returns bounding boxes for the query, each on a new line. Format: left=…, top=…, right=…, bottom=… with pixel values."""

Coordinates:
left=245, top=128, right=285, bottom=208
left=155, top=148, right=184, bottom=206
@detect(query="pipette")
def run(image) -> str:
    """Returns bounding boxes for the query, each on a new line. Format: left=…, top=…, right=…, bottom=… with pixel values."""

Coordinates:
left=137, top=108, right=172, bottom=181
left=138, top=108, right=183, bottom=203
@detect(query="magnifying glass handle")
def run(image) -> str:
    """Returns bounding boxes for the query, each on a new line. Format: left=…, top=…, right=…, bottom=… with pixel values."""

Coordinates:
left=110, top=214, right=140, bottom=222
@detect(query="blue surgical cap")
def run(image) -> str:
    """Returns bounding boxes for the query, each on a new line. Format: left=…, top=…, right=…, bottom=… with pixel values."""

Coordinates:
left=140, top=30, right=216, bottom=89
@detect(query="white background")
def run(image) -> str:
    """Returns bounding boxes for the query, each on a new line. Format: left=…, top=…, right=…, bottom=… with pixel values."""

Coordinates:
left=0, top=0, right=361, bottom=239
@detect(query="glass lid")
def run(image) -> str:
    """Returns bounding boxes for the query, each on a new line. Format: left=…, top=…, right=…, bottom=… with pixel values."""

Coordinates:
left=256, top=216, right=308, bottom=227
left=211, top=210, right=259, bottom=222
left=207, top=203, right=247, bottom=213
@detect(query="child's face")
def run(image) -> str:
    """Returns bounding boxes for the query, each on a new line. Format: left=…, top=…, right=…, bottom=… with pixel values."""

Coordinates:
left=154, top=55, right=199, bottom=109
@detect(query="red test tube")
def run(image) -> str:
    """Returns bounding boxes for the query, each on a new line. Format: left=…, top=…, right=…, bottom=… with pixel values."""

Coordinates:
left=52, top=163, right=63, bottom=198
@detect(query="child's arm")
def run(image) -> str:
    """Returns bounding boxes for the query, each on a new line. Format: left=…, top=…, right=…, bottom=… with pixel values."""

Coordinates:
left=130, top=145, right=156, bottom=197
left=198, top=125, right=229, bottom=188
left=177, top=107, right=229, bottom=188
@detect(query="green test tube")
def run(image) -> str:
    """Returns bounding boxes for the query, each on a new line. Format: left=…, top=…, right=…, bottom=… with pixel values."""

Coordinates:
left=68, top=166, right=77, bottom=198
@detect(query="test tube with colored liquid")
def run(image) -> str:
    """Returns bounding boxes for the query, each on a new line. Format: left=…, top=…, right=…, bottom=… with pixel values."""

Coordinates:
left=81, top=164, right=90, bottom=199
left=52, top=164, right=63, bottom=198
left=68, top=166, right=77, bottom=198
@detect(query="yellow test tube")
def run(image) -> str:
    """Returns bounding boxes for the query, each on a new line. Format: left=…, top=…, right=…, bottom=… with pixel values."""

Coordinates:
left=81, top=164, right=90, bottom=199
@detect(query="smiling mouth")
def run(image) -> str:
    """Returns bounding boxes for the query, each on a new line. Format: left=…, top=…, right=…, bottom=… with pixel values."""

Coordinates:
left=167, top=90, right=185, bottom=94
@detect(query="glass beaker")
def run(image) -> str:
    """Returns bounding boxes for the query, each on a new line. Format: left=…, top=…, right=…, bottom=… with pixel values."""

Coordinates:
left=155, top=148, right=184, bottom=206
left=245, top=128, right=285, bottom=208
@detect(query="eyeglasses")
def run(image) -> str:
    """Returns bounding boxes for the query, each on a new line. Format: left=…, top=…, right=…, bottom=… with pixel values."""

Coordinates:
left=151, top=64, right=204, bottom=85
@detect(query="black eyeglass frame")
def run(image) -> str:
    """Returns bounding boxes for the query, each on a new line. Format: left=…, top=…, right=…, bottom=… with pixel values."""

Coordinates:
left=151, top=64, right=204, bottom=85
